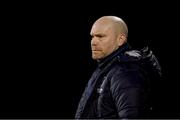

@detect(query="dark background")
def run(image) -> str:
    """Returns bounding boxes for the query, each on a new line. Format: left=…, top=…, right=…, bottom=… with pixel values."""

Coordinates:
left=1, top=1, right=180, bottom=118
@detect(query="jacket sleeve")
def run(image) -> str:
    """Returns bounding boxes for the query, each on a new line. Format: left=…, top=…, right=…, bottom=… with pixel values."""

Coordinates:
left=110, top=69, right=148, bottom=119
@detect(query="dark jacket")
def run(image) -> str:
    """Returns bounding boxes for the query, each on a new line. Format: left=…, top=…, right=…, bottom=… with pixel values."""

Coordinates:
left=75, top=43, right=161, bottom=119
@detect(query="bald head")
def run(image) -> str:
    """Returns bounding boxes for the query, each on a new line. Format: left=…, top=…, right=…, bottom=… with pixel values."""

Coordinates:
left=90, top=16, right=129, bottom=60
left=91, top=16, right=128, bottom=38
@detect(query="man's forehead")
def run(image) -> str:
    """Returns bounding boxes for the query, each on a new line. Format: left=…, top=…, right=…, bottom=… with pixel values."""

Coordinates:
left=94, top=18, right=113, bottom=26
left=91, top=21, right=112, bottom=34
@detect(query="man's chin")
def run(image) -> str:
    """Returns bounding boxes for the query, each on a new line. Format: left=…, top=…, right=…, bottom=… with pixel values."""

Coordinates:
left=92, top=55, right=104, bottom=60
left=92, top=57, right=98, bottom=60
left=92, top=56, right=100, bottom=60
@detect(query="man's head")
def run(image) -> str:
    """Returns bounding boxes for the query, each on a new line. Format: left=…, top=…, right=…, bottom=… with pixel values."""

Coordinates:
left=90, top=16, right=128, bottom=60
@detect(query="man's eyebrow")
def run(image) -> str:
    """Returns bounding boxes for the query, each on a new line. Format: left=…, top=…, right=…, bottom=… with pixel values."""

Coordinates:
left=91, top=33, right=105, bottom=37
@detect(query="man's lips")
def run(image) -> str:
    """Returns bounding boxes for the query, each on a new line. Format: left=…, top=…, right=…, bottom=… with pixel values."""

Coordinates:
left=92, top=48, right=101, bottom=51
left=92, top=50, right=102, bottom=53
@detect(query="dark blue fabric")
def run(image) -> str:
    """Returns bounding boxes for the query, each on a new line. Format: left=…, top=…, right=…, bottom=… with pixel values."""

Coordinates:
left=75, top=43, right=161, bottom=119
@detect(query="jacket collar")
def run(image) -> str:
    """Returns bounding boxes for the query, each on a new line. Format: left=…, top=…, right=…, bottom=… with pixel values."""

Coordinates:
left=97, top=43, right=131, bottom=69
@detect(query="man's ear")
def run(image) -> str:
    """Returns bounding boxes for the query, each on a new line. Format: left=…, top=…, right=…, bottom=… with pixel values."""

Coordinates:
left=117, top=33, right=126, bottom=46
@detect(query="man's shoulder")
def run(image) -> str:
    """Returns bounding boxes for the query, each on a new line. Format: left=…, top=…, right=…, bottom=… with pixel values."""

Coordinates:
left=106, top=52, right=143, bottom=86
left=120, top=49, right=142, bottom=62
left=111, top=51, right=142, bottom=73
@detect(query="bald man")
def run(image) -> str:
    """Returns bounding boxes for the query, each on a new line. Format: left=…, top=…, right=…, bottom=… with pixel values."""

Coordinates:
left=90, top=16, right=128, bottom=60
left=75, top=16, right=161, bottom=119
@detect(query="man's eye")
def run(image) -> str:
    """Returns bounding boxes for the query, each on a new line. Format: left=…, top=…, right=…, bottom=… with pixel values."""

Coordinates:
left=97, top=35, right=103, bottom=38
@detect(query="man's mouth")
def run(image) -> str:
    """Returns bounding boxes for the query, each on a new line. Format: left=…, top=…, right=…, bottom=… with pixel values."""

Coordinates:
left=92, top=48, right=101, bottom=51
left=92, top=50, right=102, bottom=53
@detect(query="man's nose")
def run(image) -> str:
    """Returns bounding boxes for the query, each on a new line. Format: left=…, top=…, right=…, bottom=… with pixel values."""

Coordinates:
left=91, top=37, right=98, bottom=46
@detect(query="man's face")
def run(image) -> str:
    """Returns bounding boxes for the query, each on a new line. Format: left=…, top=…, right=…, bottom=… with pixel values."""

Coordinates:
left=90, top=22, right=119, bottom=60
